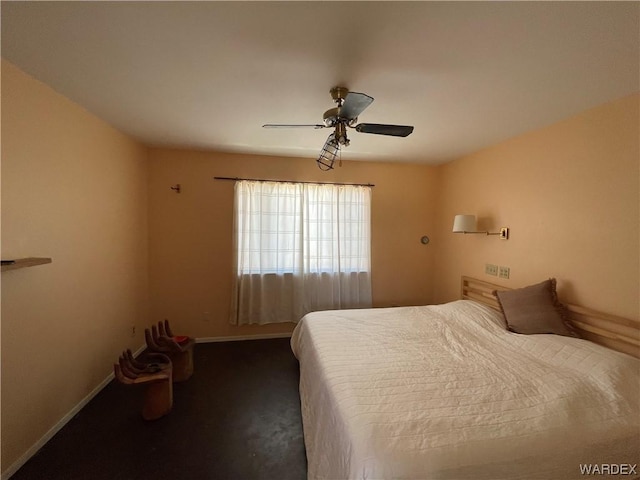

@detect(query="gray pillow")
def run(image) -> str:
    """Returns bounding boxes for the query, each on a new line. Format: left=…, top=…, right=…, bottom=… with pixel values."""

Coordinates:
left=494, top=279, right=578, bottom=337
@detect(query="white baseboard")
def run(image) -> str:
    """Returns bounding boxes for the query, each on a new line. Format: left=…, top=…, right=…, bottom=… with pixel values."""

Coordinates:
left=196, top=332, right=292, bottom=343
left=1, top=344, right=146, bottom=480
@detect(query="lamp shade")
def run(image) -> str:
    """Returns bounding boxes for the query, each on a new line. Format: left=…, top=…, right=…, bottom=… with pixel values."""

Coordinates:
left=452, top=214, right=477, bottom=233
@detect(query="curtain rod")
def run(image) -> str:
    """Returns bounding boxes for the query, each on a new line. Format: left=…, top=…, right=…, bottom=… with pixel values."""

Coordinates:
left=213, top=176, right=375, bottom=187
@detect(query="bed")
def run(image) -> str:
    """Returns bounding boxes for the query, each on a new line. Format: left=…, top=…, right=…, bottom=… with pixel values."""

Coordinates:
left=291, top=277, right=640, bottom=479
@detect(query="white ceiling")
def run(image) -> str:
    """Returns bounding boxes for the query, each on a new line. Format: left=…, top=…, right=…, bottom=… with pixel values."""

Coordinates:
left=2, top=1, right=638, bottom=165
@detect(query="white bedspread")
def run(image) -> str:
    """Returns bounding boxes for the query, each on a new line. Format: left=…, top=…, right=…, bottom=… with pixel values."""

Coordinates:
left=291, top=300, right=640, bottom=479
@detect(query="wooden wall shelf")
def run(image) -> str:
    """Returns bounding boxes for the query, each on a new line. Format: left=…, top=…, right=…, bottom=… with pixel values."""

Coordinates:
left=1, top=257, right=52, bottom=272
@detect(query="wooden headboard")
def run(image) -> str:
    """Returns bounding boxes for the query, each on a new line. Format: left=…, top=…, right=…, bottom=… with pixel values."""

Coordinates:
left=461, top=276, right=640, bottom=359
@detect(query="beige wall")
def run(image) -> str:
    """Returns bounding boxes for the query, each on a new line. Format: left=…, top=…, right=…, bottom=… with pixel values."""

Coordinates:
left=433, top=93, right=639, bottom=319
left=1, top=60, right=149, bottom=472
left=148, top=149, right=438, bottom=338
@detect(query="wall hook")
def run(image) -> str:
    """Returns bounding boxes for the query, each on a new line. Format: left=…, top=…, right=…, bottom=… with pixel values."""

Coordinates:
left=170, top=184, right=181, bottom=194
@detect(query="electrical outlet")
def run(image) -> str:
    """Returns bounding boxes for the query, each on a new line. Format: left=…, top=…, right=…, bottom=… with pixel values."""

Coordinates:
left=498, top=266, right=510, bottom=279
left=485, top=264, right=498, bottom=276
left=131, top=325, right=136, bottom=337
left=203, top=311, right=211, bottom=322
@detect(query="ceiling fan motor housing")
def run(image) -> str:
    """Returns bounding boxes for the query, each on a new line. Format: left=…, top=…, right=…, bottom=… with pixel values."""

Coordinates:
left=323, top=107, right=359, bottom=128
left=324, top=86, right=355, bottom=127
left=335, top=123, right=349, bottom=146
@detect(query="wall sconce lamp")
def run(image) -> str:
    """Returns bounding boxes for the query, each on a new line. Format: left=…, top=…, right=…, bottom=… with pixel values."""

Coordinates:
left=452, top=215, right=509, bottom=240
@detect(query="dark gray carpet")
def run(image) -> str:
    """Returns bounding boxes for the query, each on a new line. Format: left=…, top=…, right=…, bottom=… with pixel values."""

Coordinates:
left=11, top=338, right=307, bottom=480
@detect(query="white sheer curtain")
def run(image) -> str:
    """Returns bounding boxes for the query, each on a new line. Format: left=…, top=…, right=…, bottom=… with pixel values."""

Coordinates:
left=230, top=180, right=372, bottom=325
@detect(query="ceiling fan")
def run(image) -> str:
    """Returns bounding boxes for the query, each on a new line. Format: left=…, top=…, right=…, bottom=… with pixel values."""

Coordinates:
left=263, top=87, right=414, bottom=170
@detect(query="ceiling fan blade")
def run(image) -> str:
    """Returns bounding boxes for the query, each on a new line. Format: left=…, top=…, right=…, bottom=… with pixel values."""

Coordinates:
left=355, top=123, right=414, bottom=137
left=340, top=92, right=374, bottom=120
left=262, top=124, right=326, bottom=129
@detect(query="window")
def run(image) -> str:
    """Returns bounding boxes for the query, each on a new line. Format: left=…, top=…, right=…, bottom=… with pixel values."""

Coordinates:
left=234, top=180, right=371, bottom=275
left=230, top=180, right=372, bottom=325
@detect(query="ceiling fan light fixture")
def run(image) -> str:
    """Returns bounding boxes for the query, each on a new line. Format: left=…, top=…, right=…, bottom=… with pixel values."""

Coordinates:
left=263, top=86, right=414, bottom=171
left=317, top=133, right=340, bottom=171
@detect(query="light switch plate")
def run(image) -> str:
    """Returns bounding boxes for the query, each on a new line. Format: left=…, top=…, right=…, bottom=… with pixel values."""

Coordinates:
left=498, top=266, right=510, bottom=279
left=485, top=264, right=498, bottom=276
